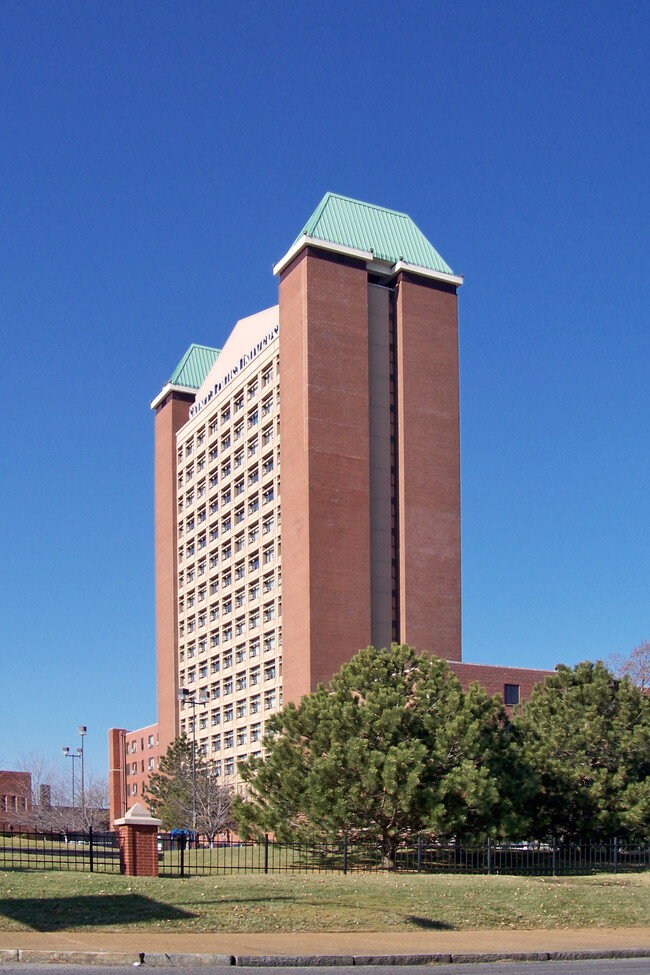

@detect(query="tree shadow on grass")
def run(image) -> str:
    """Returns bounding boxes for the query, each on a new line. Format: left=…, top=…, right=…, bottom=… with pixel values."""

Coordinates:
left=404, top=916, right=456, bottom=930
left=0, top=895, right=195, bottom=932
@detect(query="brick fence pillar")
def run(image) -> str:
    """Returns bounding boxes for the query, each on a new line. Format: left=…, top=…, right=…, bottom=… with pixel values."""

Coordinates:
left=113, top=801, right=162, bottom=877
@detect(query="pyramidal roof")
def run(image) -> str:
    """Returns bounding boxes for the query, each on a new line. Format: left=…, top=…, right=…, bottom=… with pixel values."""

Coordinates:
left=292, top=193, right=454, bottom=275
left=169, top=343, right=220, bottom=389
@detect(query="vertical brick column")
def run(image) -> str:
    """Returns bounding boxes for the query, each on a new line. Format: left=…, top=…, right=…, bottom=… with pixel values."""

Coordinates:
left=279, top=248, right=373, bottom=702
left=394, top=272, right=461, bottom=661
left=108, top=728, right=127, bottom=827
left=114, top=803, right=162, bottom=877
left=154, top=392, right=194, bottom=753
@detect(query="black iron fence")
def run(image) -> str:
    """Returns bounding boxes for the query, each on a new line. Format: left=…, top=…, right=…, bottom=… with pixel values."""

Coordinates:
left=158, top=833, right=650, bottom=877
left=1, top=828, right=647, bottom=878
left=0, top=828, right=120, bottom=873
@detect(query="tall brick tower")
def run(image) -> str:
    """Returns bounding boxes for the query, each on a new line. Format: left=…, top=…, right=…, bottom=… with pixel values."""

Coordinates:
left=110, top=194, right=554, bottom=819
left=275, top=194, right=463, bottom=703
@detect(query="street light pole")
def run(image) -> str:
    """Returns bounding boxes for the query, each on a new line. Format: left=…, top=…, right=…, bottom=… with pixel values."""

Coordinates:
left=78, top=726, right=87, bottom=822
left=178, top=688, right=208, bottom=835
left=62, top=747, right=81, bottom=809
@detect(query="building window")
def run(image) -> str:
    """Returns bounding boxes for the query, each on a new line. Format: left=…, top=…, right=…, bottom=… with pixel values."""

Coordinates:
left=504, top=684, right=520, bottom=706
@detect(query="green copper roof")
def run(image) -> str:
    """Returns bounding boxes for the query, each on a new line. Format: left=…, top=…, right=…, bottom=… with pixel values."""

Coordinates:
left=296, top=193, right=454, bottom=275
left=169, top=344, right=220, bottom=389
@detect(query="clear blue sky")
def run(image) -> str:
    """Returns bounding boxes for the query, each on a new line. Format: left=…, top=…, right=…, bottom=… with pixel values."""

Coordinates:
left=1, top=0, right=648, bottom=776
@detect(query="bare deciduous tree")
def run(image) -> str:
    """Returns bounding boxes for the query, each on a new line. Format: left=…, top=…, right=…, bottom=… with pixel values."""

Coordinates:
left=608, top=640, right=650, bottom=691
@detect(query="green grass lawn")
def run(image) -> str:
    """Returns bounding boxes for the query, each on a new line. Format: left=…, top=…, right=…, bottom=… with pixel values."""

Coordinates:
left=0, top=870, right=648, bottom=933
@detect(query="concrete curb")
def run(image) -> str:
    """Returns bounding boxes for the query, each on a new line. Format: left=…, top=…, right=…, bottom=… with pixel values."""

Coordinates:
left=0, top=946, right=646, bottom=966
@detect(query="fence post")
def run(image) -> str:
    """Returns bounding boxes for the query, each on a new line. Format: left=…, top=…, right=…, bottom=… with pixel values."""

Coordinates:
left=343, top=835, right=348, bottom=875
left=552, top=836, right=557, bottom=877
left=487, top=837, right=492, bottom=875
left=114, top=803, right=162, bottom=877
left=264, top=833, right=269, bottom=875
left=89, top=826, right=94, bottom=873
left=417, top=835, right=422, bottom=874
left=613, top=837, right=618, bottom=875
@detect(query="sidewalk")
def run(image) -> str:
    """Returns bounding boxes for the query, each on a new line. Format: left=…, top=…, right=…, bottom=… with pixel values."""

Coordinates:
left=0, top=927, right=649, bottom=966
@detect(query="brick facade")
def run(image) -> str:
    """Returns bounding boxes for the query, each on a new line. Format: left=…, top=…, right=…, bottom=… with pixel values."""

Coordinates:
left=448, top=661, right=554, bottom=707
left=0, top=771, right=31, bottom=831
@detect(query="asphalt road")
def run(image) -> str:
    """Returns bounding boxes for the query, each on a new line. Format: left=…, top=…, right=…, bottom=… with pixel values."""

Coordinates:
left=1, top=961, right=650, bottom=975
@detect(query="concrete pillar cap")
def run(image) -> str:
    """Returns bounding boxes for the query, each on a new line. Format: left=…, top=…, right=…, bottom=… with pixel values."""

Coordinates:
left=114, top=802, right=162, bottom=827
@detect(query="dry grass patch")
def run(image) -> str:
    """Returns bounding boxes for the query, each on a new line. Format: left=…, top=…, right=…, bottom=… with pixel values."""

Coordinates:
left=0, top=870, right=648, bottom=933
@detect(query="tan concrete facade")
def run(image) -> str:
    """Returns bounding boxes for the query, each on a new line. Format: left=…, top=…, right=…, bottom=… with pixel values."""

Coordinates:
left=165, top=315, right=283, bottom=790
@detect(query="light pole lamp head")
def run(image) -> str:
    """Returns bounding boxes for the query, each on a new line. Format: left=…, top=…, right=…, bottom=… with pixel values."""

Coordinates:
left=62, top=746, right=70, bottom=756
left=78, top=726, right=87, bottom=736
left=76, top=748, right=83, bottom=756
left=177, top=688, right=190, bottom=701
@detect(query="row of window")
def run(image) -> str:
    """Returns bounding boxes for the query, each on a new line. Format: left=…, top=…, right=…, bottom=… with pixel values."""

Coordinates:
left=178, top=518, right=278, bottom=590
left=0, top=795, right=28, bottom=812
left=179, top=658, right=280, bottom=692
left=179, top=359, right=277, bottom=459
left=179, top=688, right=280, bottom=732
left=178, top=503, right=279, bottom=564
left=178, top=420, right=278, bottom=511
left=127, top=734, right=156, bottom=754
left=179, top=364, right=276, bottom=461
left=178, top=455, right=278, bottom=538
left=180, top=580, right=279, bottom=618
left=126, top=757, right=156, bottom=775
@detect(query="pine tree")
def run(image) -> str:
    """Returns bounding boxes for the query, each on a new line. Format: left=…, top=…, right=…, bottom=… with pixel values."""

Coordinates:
left=513, top=661, right=650, bottom=838
left=234, top=644, right=526, bottom=857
